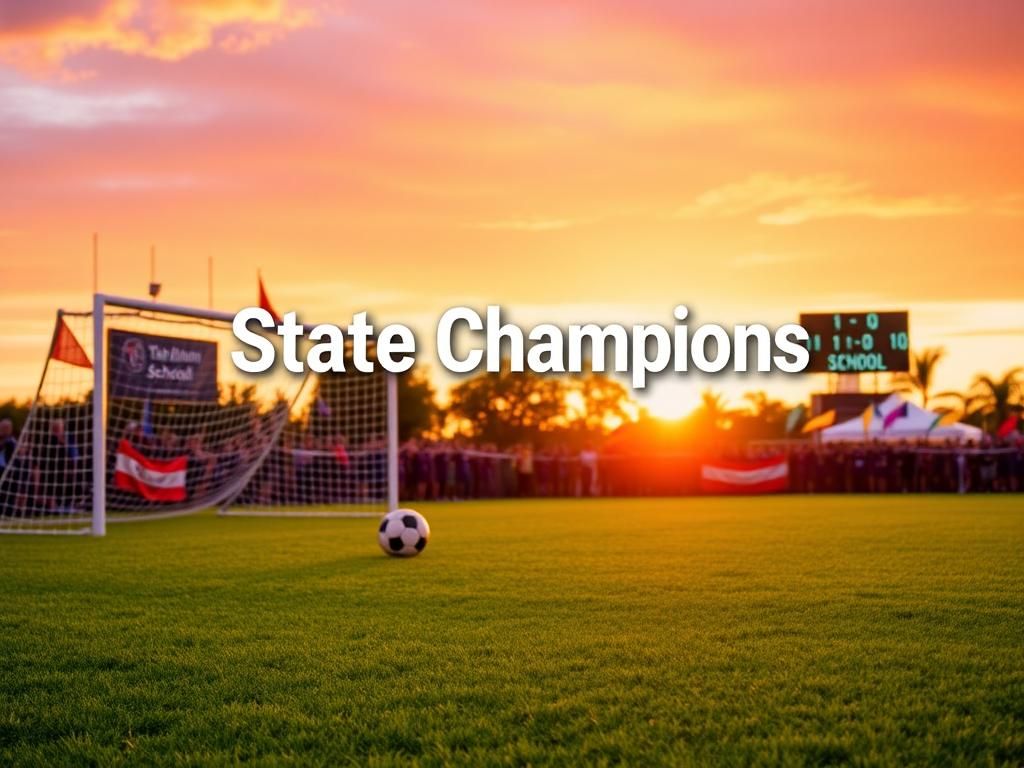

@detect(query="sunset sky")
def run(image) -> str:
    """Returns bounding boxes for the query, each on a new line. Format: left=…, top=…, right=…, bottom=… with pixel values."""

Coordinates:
left=1, top=0, right=1022, bottom=417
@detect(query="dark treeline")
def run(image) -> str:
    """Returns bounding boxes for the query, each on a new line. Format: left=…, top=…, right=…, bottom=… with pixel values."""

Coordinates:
left=2, top=354, right=1019, bottom=453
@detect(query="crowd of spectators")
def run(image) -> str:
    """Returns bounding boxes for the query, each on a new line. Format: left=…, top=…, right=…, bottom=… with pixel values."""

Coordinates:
left=779, top=440, right=1024, bottom=494
left=398, top=440, right=601, bottom=500
left=0, top=417, right=87, bottom=513
left=400, top=437, right=1024, bottom=498
left=1, top=413, right=1022, bottom=514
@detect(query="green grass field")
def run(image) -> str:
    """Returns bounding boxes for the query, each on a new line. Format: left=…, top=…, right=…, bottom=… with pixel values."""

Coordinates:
left=1, top=496, right=1022, bottom=766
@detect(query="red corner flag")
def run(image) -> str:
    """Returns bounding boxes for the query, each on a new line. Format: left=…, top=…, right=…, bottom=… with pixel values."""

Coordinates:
left=258, top=272, right=282, bottom=325
left=996, top=414, right=1019, bottom=438
left=50, top=317, right=93, bottom=369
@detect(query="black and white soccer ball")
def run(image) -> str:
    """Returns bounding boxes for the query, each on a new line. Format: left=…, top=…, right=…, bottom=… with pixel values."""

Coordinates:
left=378, top=509, right=430, bottom=557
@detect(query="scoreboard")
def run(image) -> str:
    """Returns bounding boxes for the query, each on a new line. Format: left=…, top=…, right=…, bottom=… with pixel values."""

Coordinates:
left=799, top=311, right=910, bottom=373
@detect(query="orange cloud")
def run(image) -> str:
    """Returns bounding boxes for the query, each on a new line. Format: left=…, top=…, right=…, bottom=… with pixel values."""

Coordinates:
left=676, top=173, right=973, bottom=225
left=0, top=0, right=314, bottom=72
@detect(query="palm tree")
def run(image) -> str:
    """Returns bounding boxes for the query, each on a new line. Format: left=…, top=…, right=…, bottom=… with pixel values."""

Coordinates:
left=967, top=368, right=1022, bottom=432
left=742, top=390, right=787, bottom=422
left=896, top=347, right=945, bottom=408
left=694, top=389, right=733, bottom=431
left=738, top=390, right=791, bottom=439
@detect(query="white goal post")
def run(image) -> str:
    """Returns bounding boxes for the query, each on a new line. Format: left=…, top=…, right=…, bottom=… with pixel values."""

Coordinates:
left=0, top=294, right=398, bottom=535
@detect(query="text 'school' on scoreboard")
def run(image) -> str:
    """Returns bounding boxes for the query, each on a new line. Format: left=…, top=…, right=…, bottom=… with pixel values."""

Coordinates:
left=799, top=311, right=910, bottom=373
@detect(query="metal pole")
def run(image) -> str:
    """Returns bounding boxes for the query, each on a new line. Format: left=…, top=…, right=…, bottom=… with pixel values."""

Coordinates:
left=386, top=373, right=399, bottom=511
left=91, top=293, right=106, bottom=537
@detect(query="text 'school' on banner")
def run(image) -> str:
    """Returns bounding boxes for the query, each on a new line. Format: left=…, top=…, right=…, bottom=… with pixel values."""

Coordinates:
left=108, top=329, right=218, bottom=402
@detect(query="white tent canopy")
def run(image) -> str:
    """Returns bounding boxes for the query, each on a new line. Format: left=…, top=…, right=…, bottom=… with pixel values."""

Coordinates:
left=821, top=394, right=983, bottom=443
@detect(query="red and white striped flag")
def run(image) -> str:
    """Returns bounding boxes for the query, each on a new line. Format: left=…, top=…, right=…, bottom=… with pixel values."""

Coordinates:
left=700, top=456, right=788, bottom=494
left=114, top=439, right=188, bottom=502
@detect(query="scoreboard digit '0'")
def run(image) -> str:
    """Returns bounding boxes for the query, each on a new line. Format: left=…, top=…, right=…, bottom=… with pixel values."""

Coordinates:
left=799, top=311, right=910, bottom=373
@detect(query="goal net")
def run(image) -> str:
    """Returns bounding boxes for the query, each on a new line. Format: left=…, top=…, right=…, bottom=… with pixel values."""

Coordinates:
left=0, top=295, right=396, bottom=535
left=223, top=346, right=396, bottom=519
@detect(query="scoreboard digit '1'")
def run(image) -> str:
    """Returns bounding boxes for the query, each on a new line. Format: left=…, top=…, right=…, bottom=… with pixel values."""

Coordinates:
left=799, top=311, right=910, bottom=373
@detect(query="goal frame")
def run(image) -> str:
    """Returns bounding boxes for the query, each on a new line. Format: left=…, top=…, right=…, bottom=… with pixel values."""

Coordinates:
left=86, top=293, right=398, bottom=536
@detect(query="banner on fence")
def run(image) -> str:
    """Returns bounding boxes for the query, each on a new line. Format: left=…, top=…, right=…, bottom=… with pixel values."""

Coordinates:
left=700, top=456, right=788, bottom=494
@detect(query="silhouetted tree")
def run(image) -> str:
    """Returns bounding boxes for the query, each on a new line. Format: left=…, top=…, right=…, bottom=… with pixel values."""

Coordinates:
left=968, top=368, right=1022, bottom=432
left=692, top=389, right=733, bottom=431
left=732, top=390, right=790, bottom=441
left=445, top=366, right=633, bottom=448
left=563, top=372, right=635, bottom=437
left=447, top=365, right=564, bottom=447
left=895, top=347, right=945, bottom=408
left=398, top=367, right=439, bottom=440
left=0, top=399, right=31, bottom=434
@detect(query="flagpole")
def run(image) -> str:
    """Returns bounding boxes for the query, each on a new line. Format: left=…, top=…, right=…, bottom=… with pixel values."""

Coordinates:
left=148, top=245, right=161, bottom=300
left=92, top=232, right=98, bottom=295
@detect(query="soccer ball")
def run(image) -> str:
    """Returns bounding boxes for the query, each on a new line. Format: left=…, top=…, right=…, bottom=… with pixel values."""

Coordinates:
left=378, top=509, right=430, bottom=557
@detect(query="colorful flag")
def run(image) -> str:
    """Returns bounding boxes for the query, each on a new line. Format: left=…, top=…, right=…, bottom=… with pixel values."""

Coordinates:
left=927, top=411, right=960, bottom=432
left=784, top=404, right=805, bottom=434
left=996, top=414, right=1019, bottom=438
left=258, top=272, right=282, bottom=325
left=50, top=317, right=92, bottom=369
left=861, top=404, right=874, bottom=434
left=801, top=409, right=836, bottom=434
left=882, top=402, right=909, bottom=430
left=701, top=457, right=788, bottom=494
left=114, top=439, right=187, bottom=502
